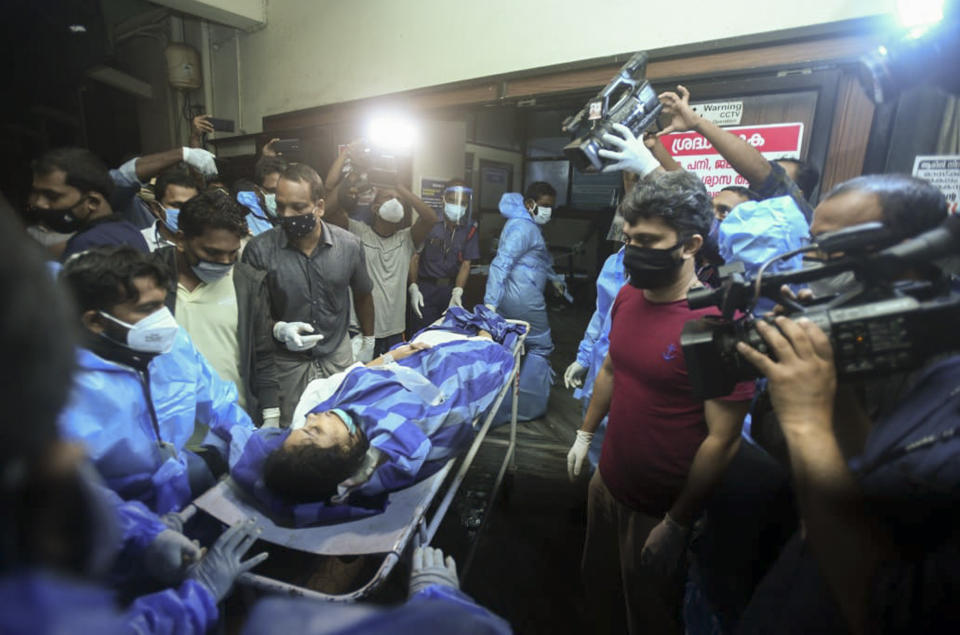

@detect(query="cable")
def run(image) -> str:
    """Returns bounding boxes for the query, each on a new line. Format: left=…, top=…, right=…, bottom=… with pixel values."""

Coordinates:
left=750, top=245, right=818, bottom=313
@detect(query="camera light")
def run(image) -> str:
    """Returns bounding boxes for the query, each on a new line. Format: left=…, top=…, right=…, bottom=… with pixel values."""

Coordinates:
left=367, top=116, right=417, bottom=153
left=896, top=0, right=943, bottom=32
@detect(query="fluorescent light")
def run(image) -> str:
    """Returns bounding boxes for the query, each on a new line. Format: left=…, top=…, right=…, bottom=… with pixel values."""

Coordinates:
left=896, top=0, right=943, bottom=31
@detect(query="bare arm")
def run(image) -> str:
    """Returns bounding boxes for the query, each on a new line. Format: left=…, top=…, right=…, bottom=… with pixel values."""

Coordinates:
left=409, top=252, right=420, bottom=285
left=647, top=134, right=682, bottom=172
left=580, top=353, right=614, bottom=434
left=323, top=183, right=350, bottom=230
left=455, top=259, right=471, bottom=289
left=668, top=398, right=749, bottom=525
left=397, top=184, right=438, bottom=247
left=659, top=85, right=772, bottom=185
left=134, top=148, right=185, bottom=182
left=353, top=292, right=375, bottom=337
left=189, top=115, right=214, bottom=148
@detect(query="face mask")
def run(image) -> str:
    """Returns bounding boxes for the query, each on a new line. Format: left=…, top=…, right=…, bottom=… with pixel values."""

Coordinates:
left=444, top=202, right=466, bottom=223
left=331, top=408, right=357, bottom=435
left=99, top=306, right=179, bottom=354
left=263, top=193, right=277, bottom=217
left=807, top=271, right=860, bottom=298
left=35, top=197, right=87, bottom=234
left=533, top=205, right=552, bottom=225
left=377, top=198, right=404, bottom=223
left=623, top=242, right=685, bottom=289
left=162, top=208, right=180, bottom=233
left=191, top=258, right=233, bottom=284
left=276, top=210, right=317, bottom=240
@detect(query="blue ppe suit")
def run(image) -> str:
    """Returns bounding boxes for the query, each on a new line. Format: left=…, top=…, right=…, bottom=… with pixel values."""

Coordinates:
left=236, top=190, right=276, bottom=237
left=484, top=193, right=558, bottom=423
left=242, top=584, right=511, bottom=634
left=58, top=328, right=256, bottom=514
left=0, top=571, right=218, bottom=635
left=573, top=247, right=626, bottom=468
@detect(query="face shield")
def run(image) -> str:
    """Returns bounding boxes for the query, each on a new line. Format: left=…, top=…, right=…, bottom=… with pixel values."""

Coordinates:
left=442, top=186, right=473, bottom=224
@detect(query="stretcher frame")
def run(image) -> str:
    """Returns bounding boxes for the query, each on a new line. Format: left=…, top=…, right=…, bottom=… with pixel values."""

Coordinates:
left=182, top=319, right=529, bottom=602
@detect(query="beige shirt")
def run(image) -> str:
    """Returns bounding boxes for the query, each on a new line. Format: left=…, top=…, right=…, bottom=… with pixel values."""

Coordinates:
left=349, top=220, right=417, bottom=338
left=176, top=269, right=245, bottom=408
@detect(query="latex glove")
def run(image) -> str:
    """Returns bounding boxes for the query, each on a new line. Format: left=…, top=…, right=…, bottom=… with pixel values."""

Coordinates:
left=408, top=283, right=424, bottom=318
left=551, top=279, right=566, bottom=297
left=144, top=529, right=203, bottom=584
left=409, top=546, right=459, bottom=598
left=484, top=303, right=497, bottom=313
left=181, top=147, right=218, bottom=177
left=356, top=335, right=376, bottom=363
left=563, top=361, right=588, bottom=389
left=273, top=321, right=323, bottom=352
left=160, top=511, right=185, bottom=533
left=598, top=123, right=660, bottom=177
left=640, top=513, right=691, bottom=577
left=261, top=407, right=281, bottom=429
left=566, top=429, right=594, bottom=481
left=188, top=519, right=268, bottom=602
left=448, top=286, right=464, bottom=309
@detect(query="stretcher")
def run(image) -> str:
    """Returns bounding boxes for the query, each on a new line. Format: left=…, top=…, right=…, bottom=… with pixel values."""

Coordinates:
left=181, top=319, right=529, bottom=602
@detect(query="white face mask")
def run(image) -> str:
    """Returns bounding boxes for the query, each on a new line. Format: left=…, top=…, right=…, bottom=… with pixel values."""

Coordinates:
left=377, top=198, right=404, bottom=223
left=100, top=307, right=179, bottom=354
left=533, top=205, right=552, bottom=225
left=444, top=202, right=466, bottom=223
left=263, top=193, right=277, bottom=217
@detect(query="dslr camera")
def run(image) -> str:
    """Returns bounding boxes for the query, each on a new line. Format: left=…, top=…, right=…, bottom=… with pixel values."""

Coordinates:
left=562, top=51, right=663, bottom=172
left=681, top=219, right=960, bottom=400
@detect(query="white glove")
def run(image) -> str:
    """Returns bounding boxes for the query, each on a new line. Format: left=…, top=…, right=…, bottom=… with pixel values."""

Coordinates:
left=551, top=279, right=566, bottom=297
left=484, top=303, right=497, bottom=313
left=598, top=123, right=660, bottom=177
left=566, top=429, right=594, bottom=481
left=273, top=321, right=324, bottom=352
left=181, top=147, right=218, bottom=177
left=261, top=407, right=281, bottom=429
left=640, top=512, right=691, bottom=577
left=408, top=283, right=424, bottom=318
left=409, top=546, right=459, bottom=598
left=356, top=335, right=376, bottom=363
left=448, top=286, right=464, bottom=309
left=563, top=361, right=588, bottom=389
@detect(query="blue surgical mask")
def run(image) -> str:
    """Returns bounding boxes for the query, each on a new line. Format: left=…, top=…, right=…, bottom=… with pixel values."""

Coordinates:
left=191, top=259, right=234, bottom=284
left=263, top=193, right=277, bottom=217
left=331, top=408, right=357, bottom=435
left=163, top=208, right=180, bottom=233
left=444, top=202, right=466, bottom=223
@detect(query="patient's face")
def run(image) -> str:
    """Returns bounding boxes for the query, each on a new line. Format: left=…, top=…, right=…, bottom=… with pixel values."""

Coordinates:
left=284, top=411, right=355, bottom=450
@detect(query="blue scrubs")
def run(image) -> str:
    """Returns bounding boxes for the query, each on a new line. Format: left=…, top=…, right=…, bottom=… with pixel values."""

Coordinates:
left=409, top=220, right=480, bottom=334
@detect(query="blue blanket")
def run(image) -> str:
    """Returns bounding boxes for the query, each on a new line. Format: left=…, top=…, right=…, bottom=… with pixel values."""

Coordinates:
left=232, top=309, right=520, bottom=526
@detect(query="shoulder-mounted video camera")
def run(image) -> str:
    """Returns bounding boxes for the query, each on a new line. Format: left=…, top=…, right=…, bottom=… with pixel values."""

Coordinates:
left=681, top=217, right=960, bottom=399
left=562, top=51, right=662, bottom=172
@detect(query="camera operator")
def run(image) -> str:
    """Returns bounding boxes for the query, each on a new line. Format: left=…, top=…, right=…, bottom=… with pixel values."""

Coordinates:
left=729, top=176, right=957, bottom=634
left=568, top=166, right=754, bottom=634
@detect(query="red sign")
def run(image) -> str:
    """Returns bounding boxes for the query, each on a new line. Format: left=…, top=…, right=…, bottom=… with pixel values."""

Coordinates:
left=658, top=123, right=804, bottom=195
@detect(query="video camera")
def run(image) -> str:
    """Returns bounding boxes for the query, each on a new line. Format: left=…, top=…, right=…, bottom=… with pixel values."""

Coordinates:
left=681, top=217, right=960, bottom=400
left=345, top=144, right=401, bottom=192
left=562, top=51, right=662, bottom=173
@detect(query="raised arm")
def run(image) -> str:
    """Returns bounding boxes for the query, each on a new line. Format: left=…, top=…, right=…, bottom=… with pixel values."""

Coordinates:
left=658, top=85, right=771, bottom=185
left=397, top=184, right=438, bottom=247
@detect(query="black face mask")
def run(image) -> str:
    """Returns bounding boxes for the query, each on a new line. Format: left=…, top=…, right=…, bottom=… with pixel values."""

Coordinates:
left=623, top=242, right=685, bottom=289
left=275, top=211, right=317, bottom=240
left=35, top=197, right=88, bottom=234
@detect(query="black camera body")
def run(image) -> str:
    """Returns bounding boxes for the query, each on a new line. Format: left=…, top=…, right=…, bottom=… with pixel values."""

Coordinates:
left=562, top=51, right=663, bottom=173
left=347, top=145, right=401, bottom=191
left=681, top=221, right=960, bottom=400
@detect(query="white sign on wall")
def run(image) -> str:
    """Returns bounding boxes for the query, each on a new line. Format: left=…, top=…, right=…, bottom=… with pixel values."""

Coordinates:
left=690, top=101, right=744, bottom=127
left=913, top=155, right=960, bottom=214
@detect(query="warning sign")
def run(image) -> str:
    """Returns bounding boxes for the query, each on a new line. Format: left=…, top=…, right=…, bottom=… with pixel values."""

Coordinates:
left=658, top=123, right=804, bottom=196
left=690, top=101, right=744, bottom=126
left=912, top=155, right=960, bottom=214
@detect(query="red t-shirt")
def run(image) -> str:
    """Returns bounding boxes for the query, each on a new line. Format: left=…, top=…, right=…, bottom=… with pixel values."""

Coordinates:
left=598, top=284, right=754, bottom=515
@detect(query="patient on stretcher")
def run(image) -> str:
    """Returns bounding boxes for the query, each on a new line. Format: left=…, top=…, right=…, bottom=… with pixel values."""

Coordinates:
left=230, top=306, right=525, bottom=526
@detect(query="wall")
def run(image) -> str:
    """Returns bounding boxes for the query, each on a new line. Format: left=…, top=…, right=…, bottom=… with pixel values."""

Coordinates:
left=413, top=120, right=467, bottom=199
left=213, top=0, right=896, bottom=133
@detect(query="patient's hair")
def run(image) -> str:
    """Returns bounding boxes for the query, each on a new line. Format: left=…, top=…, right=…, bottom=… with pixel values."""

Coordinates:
left=262, top=427, right=370, bottom=503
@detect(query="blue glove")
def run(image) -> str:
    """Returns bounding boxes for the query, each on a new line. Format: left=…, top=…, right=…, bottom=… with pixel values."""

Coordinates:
left=144, top=529, right=202, bottom=584
left=188, top=519, right=269, bottom=602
